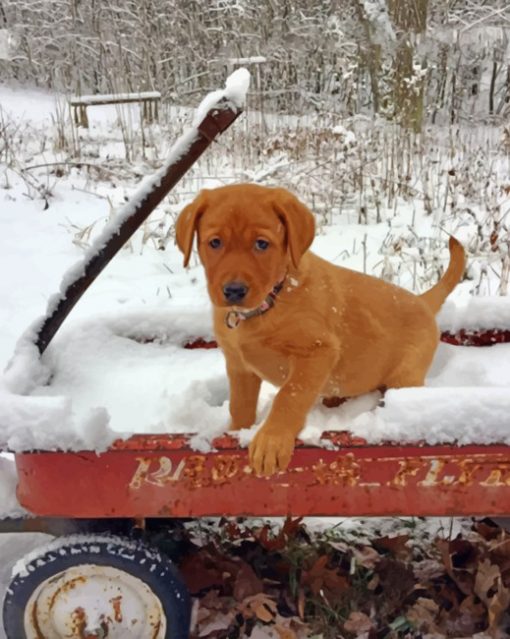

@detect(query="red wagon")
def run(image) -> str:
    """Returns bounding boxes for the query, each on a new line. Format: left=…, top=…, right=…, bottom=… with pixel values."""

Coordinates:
left=15, top=325, right=510, bottom=522
left=5, top=333, right=510, bottom=639
left=2, top=85, right=510, bottom=639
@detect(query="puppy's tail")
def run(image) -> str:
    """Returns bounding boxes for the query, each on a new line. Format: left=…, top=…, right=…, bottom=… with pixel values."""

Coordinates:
left=419, top=237, right=465, bottom=314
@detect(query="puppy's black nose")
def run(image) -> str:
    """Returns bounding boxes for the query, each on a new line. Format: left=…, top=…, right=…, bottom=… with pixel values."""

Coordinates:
left=223, top=281, right=249, bottom=304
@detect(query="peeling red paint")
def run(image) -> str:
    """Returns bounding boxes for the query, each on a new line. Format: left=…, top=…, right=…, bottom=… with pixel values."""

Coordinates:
left=15, top=441, right=510, bottom=518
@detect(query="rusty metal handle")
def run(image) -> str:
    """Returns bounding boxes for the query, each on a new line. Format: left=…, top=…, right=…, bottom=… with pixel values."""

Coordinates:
left=35, top=98, right=242, bottom=354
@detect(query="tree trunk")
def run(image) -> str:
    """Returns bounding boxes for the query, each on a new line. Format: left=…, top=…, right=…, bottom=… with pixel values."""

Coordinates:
left=356, top=0, right=428, bottom=131
left=388, top=0, right=428, bottom=133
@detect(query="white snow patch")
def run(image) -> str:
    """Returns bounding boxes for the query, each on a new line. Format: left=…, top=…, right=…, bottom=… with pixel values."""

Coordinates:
left=193, top=67, right=250, bottom=126
left=0, top=378, right=117, bottom=453
left=0, top=455, right=26, bottom=519
left=1, top=305, right=509, bottom=455
left=228, top=56, right=266, bottom=65
left=438, top=296, right=510, bottom=331
left=349, top=386, right=510, bottom=446
left=224, top=67, right=251, bottom=107
left=70, top=91, right=161, bottom=105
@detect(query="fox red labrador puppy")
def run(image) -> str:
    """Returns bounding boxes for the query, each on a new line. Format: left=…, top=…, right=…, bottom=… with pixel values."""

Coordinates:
left=176, top=184, right=465, bottom=476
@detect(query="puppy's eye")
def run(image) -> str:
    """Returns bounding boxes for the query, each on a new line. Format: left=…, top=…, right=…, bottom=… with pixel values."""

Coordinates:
left=209, top=237, right=222, bottom=249
left=255, top=239, right=270, bottom=251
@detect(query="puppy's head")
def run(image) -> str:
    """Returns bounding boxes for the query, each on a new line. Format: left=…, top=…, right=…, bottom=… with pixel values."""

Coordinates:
left=175, top=184, right=315, bottom=308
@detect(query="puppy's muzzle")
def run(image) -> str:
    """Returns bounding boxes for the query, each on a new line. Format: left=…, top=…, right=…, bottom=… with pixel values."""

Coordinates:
left=223, top=281, right=249, bottom=304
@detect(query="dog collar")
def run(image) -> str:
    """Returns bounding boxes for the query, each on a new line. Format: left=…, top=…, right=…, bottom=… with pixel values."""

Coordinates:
left=225, top=279, right=285, bottom=329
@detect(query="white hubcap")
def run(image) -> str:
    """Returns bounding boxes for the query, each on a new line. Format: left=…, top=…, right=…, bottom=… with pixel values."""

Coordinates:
left=24, top=564, right=167, bottom=638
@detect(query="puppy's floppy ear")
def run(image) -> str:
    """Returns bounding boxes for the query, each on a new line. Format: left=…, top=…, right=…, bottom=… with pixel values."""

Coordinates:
left=175, top=191, right=208, bottom=267
left=271, top=188, right=315, bottom=268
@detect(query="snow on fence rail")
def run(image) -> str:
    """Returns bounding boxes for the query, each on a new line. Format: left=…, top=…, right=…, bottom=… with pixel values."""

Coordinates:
left=70, top=90, right=162, bottom=127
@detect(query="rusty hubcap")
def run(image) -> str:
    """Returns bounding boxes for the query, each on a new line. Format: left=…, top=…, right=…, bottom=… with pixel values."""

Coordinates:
left=24, top=564, right=166, bottom=638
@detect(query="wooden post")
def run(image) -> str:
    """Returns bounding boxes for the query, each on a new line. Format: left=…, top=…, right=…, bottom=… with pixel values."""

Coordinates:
left=80, top=105, right=89, bottom=128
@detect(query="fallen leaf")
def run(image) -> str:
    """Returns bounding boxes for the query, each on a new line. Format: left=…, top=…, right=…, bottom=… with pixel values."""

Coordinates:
left=254, top=517, right=306, bottom=552
left=343, top=610, right=374, bottom=634
left=255, top=524, right=287, bottom=551
left=196, top=590, right=230, bottom=624
left=275, top=624, right=297, bottom=639
left=372, top=534, right=411, bottom=560
left=180, top=549, right=226, bottom=594
left=281, top=516, right=305, bottom=540
left=219, top=518, right=247, bottom=542
left=352, top=545, right=381, bottom=570
left=367, top=574, right=379, bottom=590
left=474, top=558, right=501, bottom=605
left=406, top=597, right=439, bottom=633
left=374, top=558, right=415, bottom=614
left=439, top=594, right=486, bottom=637
left=239, top=593, right=278, bottom=623
left=436, top=537, right=478, bottom=595
left=288, top=617, right=313, bottom=636
left=329, top=540, right=381, bottom=569
left=233, top=561, right=263, bottom=601
left=474, top=559, right=510, bottom=635
left=473, top=519, right=504, bottom=542
left=181, top=545, right=258, bottom=599
left=300, top=554, right=349, bottom=599
left=488, top=536, right=510, bottom=575
left=413, top=558, right=446, bottom=582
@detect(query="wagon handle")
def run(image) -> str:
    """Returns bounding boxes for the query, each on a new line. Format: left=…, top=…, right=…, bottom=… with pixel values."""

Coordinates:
left=34, top=98, right=243, bottom=354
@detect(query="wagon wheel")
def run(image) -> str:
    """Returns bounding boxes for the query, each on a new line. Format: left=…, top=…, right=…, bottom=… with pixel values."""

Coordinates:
left=2, top=534, right=190, bottom=639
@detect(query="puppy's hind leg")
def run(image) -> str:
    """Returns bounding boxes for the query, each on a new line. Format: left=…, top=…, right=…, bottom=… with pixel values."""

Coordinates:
left=384, top=351, right=433, bottom=390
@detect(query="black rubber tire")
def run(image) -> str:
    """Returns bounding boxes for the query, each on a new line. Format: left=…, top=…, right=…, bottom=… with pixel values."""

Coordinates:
left=2, top=534, right=191, bottom=639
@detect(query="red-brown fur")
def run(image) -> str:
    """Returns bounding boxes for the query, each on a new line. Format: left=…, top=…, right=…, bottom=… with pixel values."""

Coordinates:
left=176, top=184, right=466, bottom=476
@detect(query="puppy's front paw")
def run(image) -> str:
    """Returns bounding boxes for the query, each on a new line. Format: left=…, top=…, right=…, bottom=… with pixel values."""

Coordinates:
left=248, top=426, right=296, bottom=477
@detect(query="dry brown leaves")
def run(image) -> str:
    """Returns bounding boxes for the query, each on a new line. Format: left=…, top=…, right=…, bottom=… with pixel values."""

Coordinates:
left=181, top=517, right=510, bottom=639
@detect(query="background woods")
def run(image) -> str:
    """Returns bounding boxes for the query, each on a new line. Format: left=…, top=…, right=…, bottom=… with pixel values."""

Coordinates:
left=1, top=0, right=510, bottom=298
left=1, top=0, right=510, bottom=128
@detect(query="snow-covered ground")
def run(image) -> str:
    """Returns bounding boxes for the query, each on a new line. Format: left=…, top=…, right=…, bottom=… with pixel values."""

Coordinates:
left=1, top=79, right=510, bottom=636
